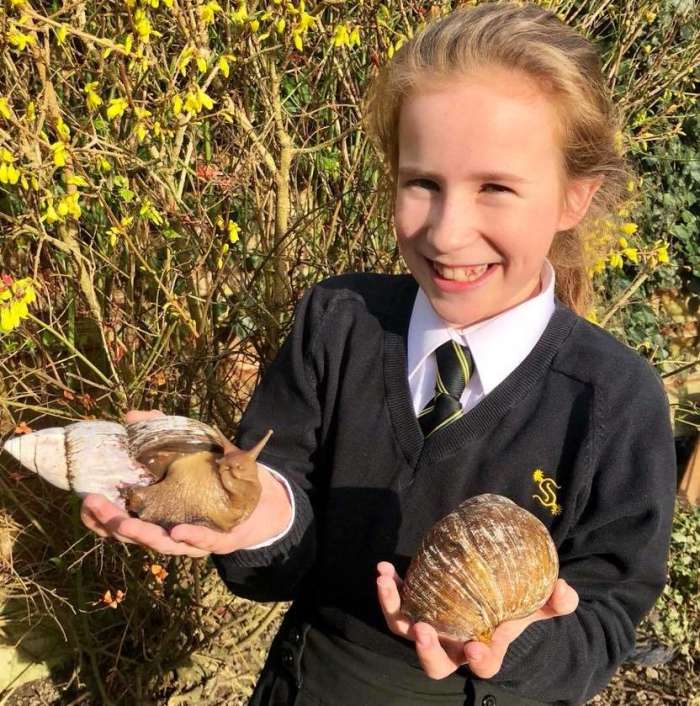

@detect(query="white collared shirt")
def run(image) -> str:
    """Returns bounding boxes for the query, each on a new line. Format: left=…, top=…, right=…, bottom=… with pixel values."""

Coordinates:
left=407, top=259, right=556, bottom=415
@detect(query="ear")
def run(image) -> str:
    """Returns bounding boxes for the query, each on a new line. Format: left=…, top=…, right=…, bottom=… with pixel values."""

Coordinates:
left=557, top=175, right=604, bottom=231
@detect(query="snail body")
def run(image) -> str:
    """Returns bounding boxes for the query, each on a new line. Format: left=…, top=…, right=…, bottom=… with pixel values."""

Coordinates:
left=400, top=494, right=559, bottom=643
left=2, top=416, right=271, bottom=531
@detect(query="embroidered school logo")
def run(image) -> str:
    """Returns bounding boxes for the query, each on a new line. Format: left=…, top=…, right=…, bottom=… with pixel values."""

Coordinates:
left=531, top=469, right=562, bottom=516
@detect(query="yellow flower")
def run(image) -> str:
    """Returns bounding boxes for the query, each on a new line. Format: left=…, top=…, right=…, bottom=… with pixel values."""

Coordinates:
left=333, top=24, right=350, bottom=48
left=292, top=30, right=303, bottom=50
left=66, top=175, right=88, bottom=187
left=0, top=97, right=12, bottom=119
left=200, top=1, right=221, bottom=24
left=622, top=247, right=638, bottom=264
left=227, top=221, right=241, bottom=243
left=42, top=203, right=60, bottom=224
left=532, top=469, right=544, bottom=482
left=84, top=82, right=103, bottom=110
left=184, top=87, right=215, bottom=114
left=656, top=245, right=669, bottom=264
left=249, top=19, right=260, bottom=32
left=172, top=94, right=183, bottom=116
left=176, top=46, right=195, bottom=75
left=231, top=1, right=248, bottom=23
left=275, top=19, right=285, bottom=33
left=51, top=141, right=67, bottom=167
left=107, top=215, right=134, bottom=247
left=57, top=192, right=81, bottom=219
left=620, top=222, right=638, bottom=235
left=0, top=276, right=37, bottom=333
left=134, top=9, right=153, bottom=42
left=56, top=116, right=70, bottom=142
left=107, top=97, right=129, bottom=120
left=98, top=157, right=112, bottom=172
left=218, top=55, right=230, bottom=78
left=196, top=56, right=208, bottom=73
left=8, top=30, right=36, bottom=51
left=55, top=24, right=68, bottom=44
left=0, top=163, right=20, bottom=185
left=609, top=252, right=624, bottom=269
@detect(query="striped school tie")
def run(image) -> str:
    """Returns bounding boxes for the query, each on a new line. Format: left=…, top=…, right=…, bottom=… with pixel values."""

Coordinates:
left=417, top=339, right=474, bottom=438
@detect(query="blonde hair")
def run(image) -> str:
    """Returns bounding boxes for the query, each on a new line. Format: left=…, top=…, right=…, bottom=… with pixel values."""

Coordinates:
left=363, top=1, right=632, bottom=315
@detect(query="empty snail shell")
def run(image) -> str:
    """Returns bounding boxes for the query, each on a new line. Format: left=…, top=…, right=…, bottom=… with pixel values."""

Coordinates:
left=400, top=494, right=559, bottom=643
left=1, top=416, right=272, bottom=531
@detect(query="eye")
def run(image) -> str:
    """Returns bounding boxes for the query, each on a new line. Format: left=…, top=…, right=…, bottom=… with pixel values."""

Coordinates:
left=406, top=178, right=439, bottom=191
left=481, top=183, right=512, bottom=193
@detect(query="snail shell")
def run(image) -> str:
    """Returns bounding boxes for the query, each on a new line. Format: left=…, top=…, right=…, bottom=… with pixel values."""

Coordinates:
left=2, top=416, right=271, bottom=531
left=400, top=494, right=559, bottom=643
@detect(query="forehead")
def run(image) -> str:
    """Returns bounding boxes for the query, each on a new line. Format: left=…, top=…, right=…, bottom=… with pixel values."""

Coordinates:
left=397, top=71, right=563, bottom=174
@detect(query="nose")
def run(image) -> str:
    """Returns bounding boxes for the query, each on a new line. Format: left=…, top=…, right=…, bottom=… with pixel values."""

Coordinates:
left=426, top=191, right=481, bottom=255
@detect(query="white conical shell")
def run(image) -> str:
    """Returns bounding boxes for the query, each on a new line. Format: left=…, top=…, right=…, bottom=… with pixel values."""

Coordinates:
left=3, top=421, right=154, bottom=507
left=3, top=427, right=71, bottom=490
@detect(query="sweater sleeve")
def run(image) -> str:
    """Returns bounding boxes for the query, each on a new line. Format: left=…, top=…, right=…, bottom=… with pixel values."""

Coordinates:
left=211, top=285, right=326, bottom=603
left=492, top=365, right=677, bottom=705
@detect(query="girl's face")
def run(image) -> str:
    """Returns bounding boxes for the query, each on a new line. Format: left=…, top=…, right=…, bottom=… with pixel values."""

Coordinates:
left=394, top=68, right=598, bottom=327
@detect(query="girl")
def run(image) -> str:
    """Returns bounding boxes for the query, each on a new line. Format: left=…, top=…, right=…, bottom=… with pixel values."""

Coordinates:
left=81, top=3, right=676, bottom=705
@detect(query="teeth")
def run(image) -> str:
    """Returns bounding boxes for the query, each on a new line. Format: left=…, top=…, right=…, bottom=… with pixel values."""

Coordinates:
left=433, top=262, right=489, bottom=281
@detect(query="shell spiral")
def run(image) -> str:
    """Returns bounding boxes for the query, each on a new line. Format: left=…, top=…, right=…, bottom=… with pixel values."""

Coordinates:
left=400, top=494, right=558, bottom=643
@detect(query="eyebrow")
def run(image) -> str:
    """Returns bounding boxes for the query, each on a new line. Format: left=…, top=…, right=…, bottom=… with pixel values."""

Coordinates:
left=398, top=167, right=530, bottom=184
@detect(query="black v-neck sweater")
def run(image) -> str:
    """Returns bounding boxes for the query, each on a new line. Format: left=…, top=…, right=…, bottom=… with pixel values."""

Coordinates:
left=212, top=272, right=676, bottom=705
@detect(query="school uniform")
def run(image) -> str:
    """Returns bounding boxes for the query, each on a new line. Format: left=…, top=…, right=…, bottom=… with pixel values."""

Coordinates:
left=211, top=262, right=676, bottom=706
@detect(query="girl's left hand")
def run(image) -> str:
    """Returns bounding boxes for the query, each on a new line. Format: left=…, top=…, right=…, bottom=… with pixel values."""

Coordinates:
left=376, top=561, right=579, bottom=680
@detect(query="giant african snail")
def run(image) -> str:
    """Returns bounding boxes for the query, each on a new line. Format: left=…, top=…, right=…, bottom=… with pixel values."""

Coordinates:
left=400, top=494, right=559, bottom=643
left=1, top=415, right=272, bottom=531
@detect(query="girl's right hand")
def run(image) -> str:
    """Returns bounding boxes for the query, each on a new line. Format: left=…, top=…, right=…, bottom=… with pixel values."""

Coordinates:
left=79, top=410, right=293, bottom=557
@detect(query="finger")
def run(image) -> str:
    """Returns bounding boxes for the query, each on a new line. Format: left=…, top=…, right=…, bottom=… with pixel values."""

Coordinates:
left=543, top=579, right=579, bottom=617
left=107, top=516, right=209, bottom=556
left=413, top=623, right=461, bottom=680
left=169, top=523, right=222, bottom=551
left=377, top=561, right=403, bottom=589
left=124, top=409, right=166, bottom=424
left=81, top=494, right=133, bottom=541
left=463, top=639, right=507, bottom=680
left=376, top=563, right=411, bottom=636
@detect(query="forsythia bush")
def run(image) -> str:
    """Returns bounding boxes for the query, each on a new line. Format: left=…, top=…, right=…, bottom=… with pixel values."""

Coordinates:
left=0, top=1, right=698, bottom=703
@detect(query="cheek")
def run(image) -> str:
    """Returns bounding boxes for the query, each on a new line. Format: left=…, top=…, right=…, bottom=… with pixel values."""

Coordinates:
left=394, top=193, right=430, bottom=237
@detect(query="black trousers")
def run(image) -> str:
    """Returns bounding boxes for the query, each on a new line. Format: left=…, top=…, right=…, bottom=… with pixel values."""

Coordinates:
left=248, top=608, right=550, bottom=706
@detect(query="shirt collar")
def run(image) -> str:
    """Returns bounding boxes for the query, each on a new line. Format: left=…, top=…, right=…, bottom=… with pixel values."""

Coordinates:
left=407, top=259, right=556, bottom=395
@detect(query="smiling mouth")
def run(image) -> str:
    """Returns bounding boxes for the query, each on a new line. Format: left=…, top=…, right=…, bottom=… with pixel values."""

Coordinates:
left=429, top=259, right=498, bottom=282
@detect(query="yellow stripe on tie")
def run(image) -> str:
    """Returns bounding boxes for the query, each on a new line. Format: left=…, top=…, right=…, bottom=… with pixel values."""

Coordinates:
left=425, top=407, right=463, bottom=438
left=452, top=340, right=471, bottom=384
left=417, top=404, right=435, bottom=418
left=435, top=367, right=448, bottom=395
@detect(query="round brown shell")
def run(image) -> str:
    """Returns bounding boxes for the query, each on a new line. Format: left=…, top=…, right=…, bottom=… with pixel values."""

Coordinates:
left=400, top=494, right=558, bottom=642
